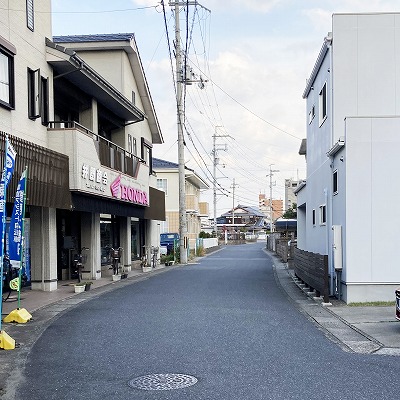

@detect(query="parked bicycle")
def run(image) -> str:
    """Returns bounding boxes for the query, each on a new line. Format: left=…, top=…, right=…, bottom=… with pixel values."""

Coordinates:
left=2, top=253, right=27, bottom=302
left=73, top=247, right=89, bottom=283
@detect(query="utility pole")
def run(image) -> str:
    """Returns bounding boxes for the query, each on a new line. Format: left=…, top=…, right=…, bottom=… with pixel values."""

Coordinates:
left=169, top=1, right=209, bottom=263
left=212, top=128, right=228, bottom=236
left=266, top=164, right=279, bottom=232
left=231, top=178, right=239, bottom=228
left=172, top=1, right=188, bottom=264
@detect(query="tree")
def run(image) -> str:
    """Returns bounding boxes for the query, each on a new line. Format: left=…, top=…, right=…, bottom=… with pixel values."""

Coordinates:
left=282, top=203, right=297, bottom=219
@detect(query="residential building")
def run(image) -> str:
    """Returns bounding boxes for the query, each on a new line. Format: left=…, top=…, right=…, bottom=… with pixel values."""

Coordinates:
left=153, top=158, right=209, bottom=250
left=284, top=179, right=299, bottom=211
left=258, top=194, right=283, bottom=226
left=218, top=205, right=267, bottom=232
left=297, top=12, right=400, bottom=302
left=0, top=1, right=165, bottom=291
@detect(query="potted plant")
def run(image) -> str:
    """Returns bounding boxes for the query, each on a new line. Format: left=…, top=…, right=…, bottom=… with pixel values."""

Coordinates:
left=74, top=282, right=86, bottom=293
left=84, top=282, right=93, bottom=291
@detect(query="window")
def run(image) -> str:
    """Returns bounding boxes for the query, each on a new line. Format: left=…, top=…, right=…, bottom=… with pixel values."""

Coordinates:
left=141, top=138, right=153, bottom=174
left=319, top=205, right=326, bottom=225
left=308, top=105, right=315, bottom=124
left=0, top=43, right=15, bottom=110
left=26, top=0, right=34, bottom=31
left=132, top=137, right=137, bottom=156
left=333, top=170, right=338, bottom=195
left=28, top=69, right=49, bottom=124
left=40, top=76, right=49, bottom=125
left=128, top=134, right=133, bottom=154
left=127, top=135, right=137, bottom=156
left=28, top=68, right=40, bottom=119
left=157, top=178, right=168, bottom=195
left=312, top=209, right=316, bottom=226
left=319, top=83, right=327, bottom=125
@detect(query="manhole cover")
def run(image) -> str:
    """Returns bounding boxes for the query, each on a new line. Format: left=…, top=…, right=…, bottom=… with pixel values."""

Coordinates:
left=128, top=373, right=198, bottom=391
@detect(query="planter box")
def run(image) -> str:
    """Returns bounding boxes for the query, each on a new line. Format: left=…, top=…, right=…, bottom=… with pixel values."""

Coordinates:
left=74, top=284, right=86, bottom=293
left=142, top=266, right=152, bottom=273
left=112, top=274, right=121, bottom=281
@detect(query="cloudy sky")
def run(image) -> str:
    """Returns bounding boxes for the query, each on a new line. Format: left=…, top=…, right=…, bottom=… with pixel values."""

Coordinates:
left=52, top=0, right=400, bottom=217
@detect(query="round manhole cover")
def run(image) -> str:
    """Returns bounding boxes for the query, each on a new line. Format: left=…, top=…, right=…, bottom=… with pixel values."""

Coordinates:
left=128, top=373, right=198, bottom=391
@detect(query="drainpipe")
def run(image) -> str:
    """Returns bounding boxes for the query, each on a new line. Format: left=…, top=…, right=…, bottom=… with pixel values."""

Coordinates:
left=326, top=33, right=335, bottom=296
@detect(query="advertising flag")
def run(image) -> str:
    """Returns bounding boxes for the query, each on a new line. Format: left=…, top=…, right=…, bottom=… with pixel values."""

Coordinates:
left=0, top=137, right=16, bottom=241
left=9, top=169, right=27, bottom=268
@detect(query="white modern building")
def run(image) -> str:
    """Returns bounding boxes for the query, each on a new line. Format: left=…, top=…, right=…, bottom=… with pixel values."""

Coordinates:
left=297, top=12, right=400, bottom=303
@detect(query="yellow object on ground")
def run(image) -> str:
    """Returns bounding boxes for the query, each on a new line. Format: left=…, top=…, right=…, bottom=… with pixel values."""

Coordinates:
left=3, top=308, right=32, bottom=324
left=0, top=330, right=15, bottom=350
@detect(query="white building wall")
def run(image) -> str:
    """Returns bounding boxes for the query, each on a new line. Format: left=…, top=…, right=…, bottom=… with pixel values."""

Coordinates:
left=343, top=116, right=400, bottom=302
left=333, top=13, right=400, bottom=142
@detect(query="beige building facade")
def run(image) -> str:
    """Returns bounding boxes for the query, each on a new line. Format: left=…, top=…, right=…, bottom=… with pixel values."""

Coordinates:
left=0, top=1, right=165, bottom=291
left=153, top=158, right=209, bottom=249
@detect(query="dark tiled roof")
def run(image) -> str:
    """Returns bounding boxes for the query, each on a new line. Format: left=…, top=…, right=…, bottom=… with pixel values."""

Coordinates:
left=53, top=33, right=134, bottom=43
left=152, top=158, right=179, bottom=169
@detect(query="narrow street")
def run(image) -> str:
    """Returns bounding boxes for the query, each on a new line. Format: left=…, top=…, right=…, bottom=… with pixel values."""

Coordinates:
left=15, top=244, right=400, bottom=399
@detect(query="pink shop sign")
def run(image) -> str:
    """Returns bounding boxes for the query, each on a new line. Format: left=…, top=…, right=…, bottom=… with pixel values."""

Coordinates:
left=110, top=175, right=149, bottom=206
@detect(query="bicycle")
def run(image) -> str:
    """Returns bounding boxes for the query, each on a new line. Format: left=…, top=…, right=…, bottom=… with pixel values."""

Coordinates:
left=72, top=247, right=89, bottom=283
left=1, top=253, right=26, bottom=302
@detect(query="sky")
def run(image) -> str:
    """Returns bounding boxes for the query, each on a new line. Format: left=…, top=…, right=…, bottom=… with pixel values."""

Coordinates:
left=51, top=0, right=400, bottom=218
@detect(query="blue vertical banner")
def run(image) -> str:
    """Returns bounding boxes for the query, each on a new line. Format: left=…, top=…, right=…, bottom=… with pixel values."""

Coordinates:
left=0, top=137, right=16, bottom=239
left=0, top=136, right=17, bottom=331
left=9, top=168, right=27, bottom=268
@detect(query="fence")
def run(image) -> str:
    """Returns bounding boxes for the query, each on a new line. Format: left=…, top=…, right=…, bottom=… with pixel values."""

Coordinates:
left=293, top=247, right=329, bottom=303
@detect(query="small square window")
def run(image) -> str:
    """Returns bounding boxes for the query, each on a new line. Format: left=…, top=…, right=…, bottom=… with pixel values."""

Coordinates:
left=319, top=205, right=326, bottom=225
left=157, top=178, right=168, bottom=195
left=333, top=170, right=338, bottom=195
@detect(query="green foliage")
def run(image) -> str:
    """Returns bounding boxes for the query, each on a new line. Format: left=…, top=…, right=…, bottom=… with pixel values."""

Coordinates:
left=282, top=203, right=297, bottom=219
left=196, top=245, right=205, bottom=257
left=199, top=231, right=211, bottom=238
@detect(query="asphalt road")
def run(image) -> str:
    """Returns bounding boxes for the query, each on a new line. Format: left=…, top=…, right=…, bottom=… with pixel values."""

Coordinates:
left=16, top=243, right=400, bottom=399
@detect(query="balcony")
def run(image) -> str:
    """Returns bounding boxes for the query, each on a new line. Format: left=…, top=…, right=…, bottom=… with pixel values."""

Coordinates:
left=48, top=121, right=142, bottom=178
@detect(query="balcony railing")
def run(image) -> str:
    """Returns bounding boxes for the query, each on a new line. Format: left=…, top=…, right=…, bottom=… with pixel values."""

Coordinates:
left=48, top=121, right=143, bottom=178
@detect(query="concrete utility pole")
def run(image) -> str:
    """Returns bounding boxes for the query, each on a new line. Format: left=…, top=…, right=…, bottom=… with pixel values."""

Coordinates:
left=172, top=1, right=188, bottom=264
left=266, top=164, right=279, bottom=232
left=231, top=178, right=239, bottom=228
left=170, top=0, right=209, bottom=263
left=212, top=128, right=228, bottom=236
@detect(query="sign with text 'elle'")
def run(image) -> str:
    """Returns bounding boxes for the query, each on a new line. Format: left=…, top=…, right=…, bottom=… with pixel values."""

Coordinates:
left=110, top=175, right=149, bottom=206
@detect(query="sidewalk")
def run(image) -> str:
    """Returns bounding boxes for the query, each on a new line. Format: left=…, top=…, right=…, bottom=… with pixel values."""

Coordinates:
left=271, top=252, right=400, bottom=356
left=1, top=265, right=175, bottom=316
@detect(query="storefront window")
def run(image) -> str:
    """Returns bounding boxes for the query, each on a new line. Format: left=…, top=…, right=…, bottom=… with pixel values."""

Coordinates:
left=131, top=219, right=140, bottom=260
left=100, top=217, right=112, bottom=265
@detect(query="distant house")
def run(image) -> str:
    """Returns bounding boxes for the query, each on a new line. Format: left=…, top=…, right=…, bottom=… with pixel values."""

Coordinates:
left=297, top=12, right=400, bottom=303
left=218, top=205, right=267, bottom=232
left=152, top=158, right=209, bottom=249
